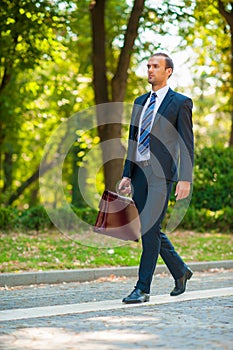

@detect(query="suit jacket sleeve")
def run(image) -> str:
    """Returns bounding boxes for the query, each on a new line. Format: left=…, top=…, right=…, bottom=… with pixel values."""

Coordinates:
left=177, top=97, right=194, bottom=182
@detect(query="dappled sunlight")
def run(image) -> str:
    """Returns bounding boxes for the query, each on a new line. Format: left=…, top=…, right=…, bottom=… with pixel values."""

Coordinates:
left=0, top=325, right=156, bottom=350
left=88, top=315, right=157, bottom=324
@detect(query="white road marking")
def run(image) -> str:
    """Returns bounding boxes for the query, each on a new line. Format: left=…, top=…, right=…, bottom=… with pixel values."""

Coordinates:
left=1, top=287, right=233, bottom=322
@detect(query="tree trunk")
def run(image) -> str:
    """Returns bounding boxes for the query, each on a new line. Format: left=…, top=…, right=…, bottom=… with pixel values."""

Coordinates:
left=0, top=68, right=12, bottom=194
left=111, top=0, right=146, bottom=102
left=7, top=160, right=55, bottom=205
left=6, top=116, right=72, bottom=205
left=90, top=0, right=124, bottom=190
left=71, top=144, right=86, bottom=207
left=90, top=0, right=145, bottom=190
left=2, top=151, right=13, bottom=193
left=28, top=184, right=39, bottom=207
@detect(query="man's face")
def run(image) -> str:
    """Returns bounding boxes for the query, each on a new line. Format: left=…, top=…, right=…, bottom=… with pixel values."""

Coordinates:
left=147, top=56, right=172, bottom=88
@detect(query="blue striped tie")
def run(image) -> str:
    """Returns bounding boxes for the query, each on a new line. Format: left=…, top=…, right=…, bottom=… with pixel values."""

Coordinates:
left=138, top=92, right=157, bottom=155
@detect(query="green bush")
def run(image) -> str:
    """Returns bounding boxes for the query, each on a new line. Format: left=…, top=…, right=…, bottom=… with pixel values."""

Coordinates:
left=0, top=146, right=232, bottom=233
left=47, top=207, right=81, bottom=231
left=0, top=203, right=232, bottom=233
left=73, top=206, right=98, bottom=225
left=0, top=207, right=18, bottom=230
left=37, top=206, right=98, bottom=232
left=20, top=205, right=52, bottom=231
left=180, top=206, right=233, bottom=232
left=192, top=146, right=233, bottom=210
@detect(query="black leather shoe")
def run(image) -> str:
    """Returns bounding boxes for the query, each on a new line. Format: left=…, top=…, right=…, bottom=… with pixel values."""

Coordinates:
left=122, top=288, right=150, bottom=304
left=170, top=268, right=193, bottom=296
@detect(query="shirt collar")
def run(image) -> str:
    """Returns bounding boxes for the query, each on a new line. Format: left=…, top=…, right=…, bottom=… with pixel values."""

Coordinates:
left=150, top=85, right=169, bottom=99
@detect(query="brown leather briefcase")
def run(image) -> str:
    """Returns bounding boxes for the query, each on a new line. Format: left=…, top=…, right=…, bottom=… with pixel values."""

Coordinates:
left=94, top=190, right=141, bottom=241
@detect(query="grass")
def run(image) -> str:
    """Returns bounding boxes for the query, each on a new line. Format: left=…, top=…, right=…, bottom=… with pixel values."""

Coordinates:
left=0, top=230, right=233, bottom=273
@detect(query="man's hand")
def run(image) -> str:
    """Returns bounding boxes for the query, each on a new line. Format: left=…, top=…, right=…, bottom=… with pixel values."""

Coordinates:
left=118, top=177, right=131, bottom=195
left=175, top=181, right=191, bottom=200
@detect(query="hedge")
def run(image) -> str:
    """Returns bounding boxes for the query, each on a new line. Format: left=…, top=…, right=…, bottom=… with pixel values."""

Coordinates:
left=178, top=206, right=233, bottom=232
left=192, top=146, right=233, bottom=210
left=0, top=146, right=232, bottom=233
left=0, top=205, right=98, bottom=232
left=0, top=204, right=232, bottom=233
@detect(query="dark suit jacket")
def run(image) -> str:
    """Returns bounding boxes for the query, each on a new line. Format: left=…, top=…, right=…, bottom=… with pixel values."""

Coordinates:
left=122, top=88, right=194, bottom=182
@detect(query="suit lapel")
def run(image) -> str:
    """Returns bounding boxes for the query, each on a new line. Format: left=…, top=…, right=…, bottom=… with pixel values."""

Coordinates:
left=133, top=92, right=150, bottom=126
left=139, top=93, right=150, bottom=106
left=153, top=88, right=174, bottom=126
left=133, top=88, right=175, bottom=130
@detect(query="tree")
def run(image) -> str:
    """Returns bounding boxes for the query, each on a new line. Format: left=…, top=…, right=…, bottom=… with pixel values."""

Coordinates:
left=4, top=0, right=230, bottom=207
left=89, top=0, right=146, bottom=191
left=179, top=0, right=233, bottom=147
left=0, top=0, right=65, bottom=201
left=218, top=0, right=233, bottom=146
left=89, top=0, right=197, bottom=190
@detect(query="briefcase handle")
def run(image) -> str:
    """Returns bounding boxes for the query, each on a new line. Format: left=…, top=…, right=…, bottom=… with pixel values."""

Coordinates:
left=115, top=179, right=132, bottom=198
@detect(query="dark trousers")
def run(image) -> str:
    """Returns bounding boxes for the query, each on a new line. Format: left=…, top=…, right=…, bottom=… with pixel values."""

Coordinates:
left=131, top=163, right=187, bottom=294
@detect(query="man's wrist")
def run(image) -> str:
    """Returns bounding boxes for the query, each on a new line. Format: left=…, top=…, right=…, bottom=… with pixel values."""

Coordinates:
left=123, top=177, right=131, bottom=181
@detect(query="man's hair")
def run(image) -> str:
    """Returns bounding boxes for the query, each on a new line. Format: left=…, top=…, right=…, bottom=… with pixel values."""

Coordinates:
left=151, top=52, right=174, bottom=72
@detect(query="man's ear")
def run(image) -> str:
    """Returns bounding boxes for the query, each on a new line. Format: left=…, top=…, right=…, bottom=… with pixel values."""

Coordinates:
left=167, top=68, right=173, bottom=78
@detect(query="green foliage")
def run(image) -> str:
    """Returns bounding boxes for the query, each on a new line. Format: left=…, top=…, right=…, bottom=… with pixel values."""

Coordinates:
left=178, top=0, right=233, bottom=148
left=0, top=0, right=70, bottom=205
left=73, top=206, right=98, bottom=225
left=0, top=207, right=17, bottom=229
left=192, top=146, right=233, bottom=210
left=19, top=205, right=52, bottom=231
left=0, top=0, right=64, bottom=70
left=180, top=206, right=233, bottom=232
left=0, top=0, right=232, bottom=209
left=165, top=146, right=233, bottom=233
left=46, top=206, right=98, bottom=232
left=165, top=146, right=233, bottom=232
left=0, top=205, right=98, bottom=232
left=48, top=207, right=80, bottom=231
left=1, top=145, right=232, bottom=233
left=1, top=146, right=233, bottom=233
left=179, top=0, right=231, bottom=87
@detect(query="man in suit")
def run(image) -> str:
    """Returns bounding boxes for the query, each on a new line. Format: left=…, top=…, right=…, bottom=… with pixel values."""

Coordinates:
left=119, top=52, right=194, bottom=303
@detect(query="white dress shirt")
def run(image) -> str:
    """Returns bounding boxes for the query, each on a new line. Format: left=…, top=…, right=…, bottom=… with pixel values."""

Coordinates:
left=135, top=85, right=170, bottom=161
